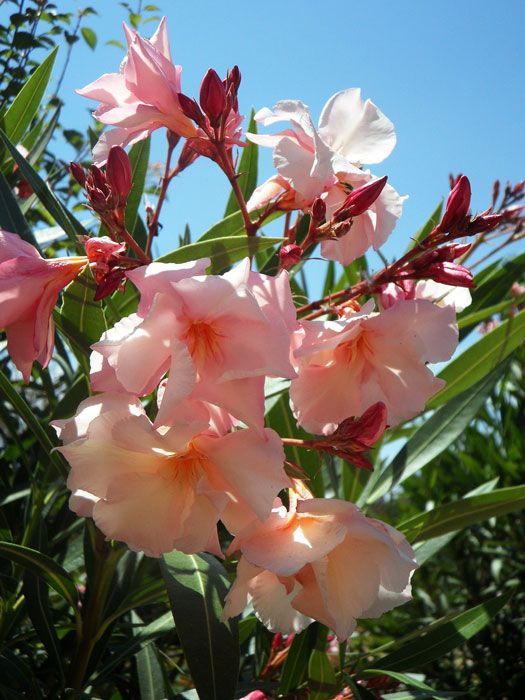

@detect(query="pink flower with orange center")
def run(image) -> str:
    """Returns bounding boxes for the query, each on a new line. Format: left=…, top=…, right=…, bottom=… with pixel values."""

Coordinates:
left=53, top=393, right=288, bottom=558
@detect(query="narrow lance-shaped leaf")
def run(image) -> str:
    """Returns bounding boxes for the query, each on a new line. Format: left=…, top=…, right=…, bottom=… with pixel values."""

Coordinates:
left=0, top=129, right=87, bottom=248
left=58, top=266, right=109, bottom=356
left=279, top=623, right=318, bottom=694
left=428, top=309, right=525, bottom=408
left=0, top=170, right=39, bottom=247
left=368, top=591, right=512, bottom=671
left=2, top=47, right=58, bottom=149
left=0, top=541, right=79, bottom=611
left=125, top=136, right=150, bottom=244
left=0, top=369, right=67, bottom=478
left=160, top=551, right=239, bottom=700
left=362, top=362, right=507, bottom=505
left=399, top=485, right=525, bottom=543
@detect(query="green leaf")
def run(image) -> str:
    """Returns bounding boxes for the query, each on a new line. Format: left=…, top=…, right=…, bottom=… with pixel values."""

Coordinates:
left=458, top=294, right=525, bottom=330
left=360, top=670, right=464, bottom=698
left=0, top=170, right=38, bottom=247
left=136, top=642, right=167, bottom=700
left=125, top=137, right=150, bottom=241
left=224, top=108, right=258, bottom=216
left=81, top=27, right=97, bottom=49
left=279, top=623, right=318, bottom=693
left=90, top=612, right=174, bottom=684
left=308, top=649, right=338, bottom=700
left=414, top=479, right=499, bottom=565
left=458, top=252, right=525, bottom=336
left=3, top=47, right=58, bottom=147
left=399, top=485, right=525, bottom=543
left=160, top=551, right=239, bottom=700
left=370, top=592, right=512, bottom=672
left=0, top=129, right=87, bottom=247
left=0, top=542, right=79, bottom=610
left=428, top=309, right=525, bottom=408
left=0, top=368, right=67, bottom=478
left=197, top=209, right=282, bottom=242
left=58, top=266, right=109, bottom=356
left=22, top=525, right=65, bottom=684
left=411, top=200, right=443, bottom=246
left=363, top=363, right=507, bottom=504
left=159, top=235, right=283, bottom=273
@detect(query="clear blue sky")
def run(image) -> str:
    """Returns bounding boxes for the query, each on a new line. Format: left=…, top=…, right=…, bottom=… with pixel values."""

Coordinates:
left=3, top=1, right=524, bottom=270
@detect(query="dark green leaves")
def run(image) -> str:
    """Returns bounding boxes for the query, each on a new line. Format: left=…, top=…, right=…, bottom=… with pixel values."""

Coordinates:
left=369, top=592, right=512, bottom=671
left=0, top=128, right=87, bottom=247
left=0, top=541, right=79, bottom=610
left=3, top=47, right=58, bottom=147
left=160, top=551, right=239, bottom=700
left=399, top=485, right=525, bottom=543
left=81, top=27, right=97, bottom=50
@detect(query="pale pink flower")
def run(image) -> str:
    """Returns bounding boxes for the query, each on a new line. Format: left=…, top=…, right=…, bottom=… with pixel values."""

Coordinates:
left=0, top=229, right=87, bottom=381
left=223, top=491, right=416, bottom=640
left=53, top=393, right=288, bottom=558
left=379, top=279, right=471, bottom=313
left=77, top=18, right=197, bottom=163
left=290, top=299, right=458, bottom=433
left=246, top=93, right=406, bottom=264
left=91, top=259, right=297, bottom=432
left=415, top=279, right=472, bottom=313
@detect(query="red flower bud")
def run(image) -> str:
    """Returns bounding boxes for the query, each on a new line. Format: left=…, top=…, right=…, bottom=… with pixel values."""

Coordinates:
left=177, top=140, right=200, bottom=173
left=106, top=146, right=132, bottom=204
left=70, top=161, right=86, bottom=187
left=177, top=93, right=206, bottom=128
left=311, top=196, right=326, bottom=222
left=334, top=176, right=387, bottom=222
left=279, top=243, right=302, bottom=270
left=438, top=175, right=471, bottom=232
left=426, top=261, right=475, bottom=288
left=226, top=65, right=241, bottom=94
left=199, top=68, right=227, bottom=128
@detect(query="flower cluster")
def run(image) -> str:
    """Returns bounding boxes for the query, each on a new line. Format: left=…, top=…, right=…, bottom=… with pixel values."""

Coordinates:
left=5, top=17, right=516, bottom=642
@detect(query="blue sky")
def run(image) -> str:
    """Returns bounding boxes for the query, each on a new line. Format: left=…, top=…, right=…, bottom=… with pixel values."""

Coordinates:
left=3, top=1, right=524, bottom=273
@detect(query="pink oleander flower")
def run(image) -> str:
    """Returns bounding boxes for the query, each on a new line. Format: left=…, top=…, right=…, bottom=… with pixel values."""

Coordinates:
left=53, top=393, right=288, bottom=558
left=0, top=229, right=87, bottom=381
left=246, top=93, right=406, bottom=265
left=379, top=279, right=472, bottom=313
left=77, top=18, right=197, bottom=163
left=90, top=258, right=297, bottom=432
left=223, top=490, right=417, bottom=639
left=290, top=299, right=458, bottom=433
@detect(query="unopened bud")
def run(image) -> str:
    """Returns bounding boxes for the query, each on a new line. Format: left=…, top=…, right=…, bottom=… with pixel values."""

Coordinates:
left=334, top=176, right=387, bottom=222
left=167, top=130, right=181, bottom=149
left=426, top=261, right=475, bottom=288
left=227, top=65, right=241, bottom=93
left=199, top=68, right=227, bottom=128
left=106, top=146, right=132, bottom=204
left=177, top=140, right=200, bottom=173
left=311, top=196, right=326, bottom=222
left=438, top=175, right=471, bottom=232
left=279, top=243, right=302, bottom=270
left=177, top=93, right=206, bottom=127
left=70, top=161, right=86, bottom=187
left=492, top=179, right=500, bottom=207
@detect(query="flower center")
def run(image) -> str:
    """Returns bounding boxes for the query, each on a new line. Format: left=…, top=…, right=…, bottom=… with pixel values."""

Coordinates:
left=184, top=320, right=224, bottom=369
left=337, top=331, right=373, bottom=365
